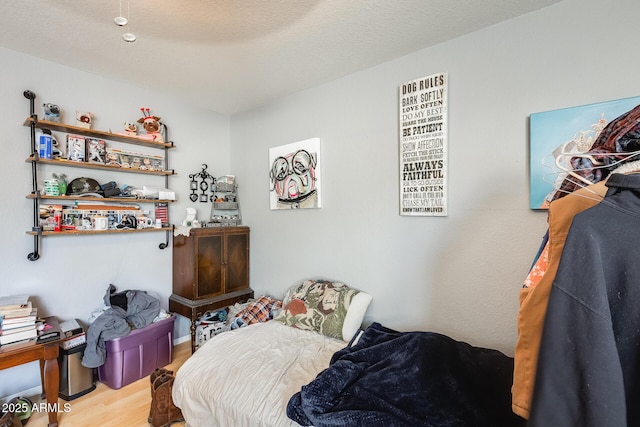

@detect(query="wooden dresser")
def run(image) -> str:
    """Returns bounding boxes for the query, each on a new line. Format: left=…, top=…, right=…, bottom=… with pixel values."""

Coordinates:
left=169, top=226, right=253, bottom=352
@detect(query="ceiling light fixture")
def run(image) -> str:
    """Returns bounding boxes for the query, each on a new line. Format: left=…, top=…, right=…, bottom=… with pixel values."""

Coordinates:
left=122, top=32, right=136, bottom=43
left=114, top=16, right=128, bottom=26
left=114, top=0, right=128, bottom=26
left=114, top=0, right=136, bottom=42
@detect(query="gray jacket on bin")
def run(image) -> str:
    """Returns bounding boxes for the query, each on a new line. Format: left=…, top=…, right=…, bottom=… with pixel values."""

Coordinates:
left=82, top=284, right=160, bottom=368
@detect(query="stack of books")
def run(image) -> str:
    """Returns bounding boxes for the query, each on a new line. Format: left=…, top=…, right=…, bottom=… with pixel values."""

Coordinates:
left=0, top=295, right=38, bottom=346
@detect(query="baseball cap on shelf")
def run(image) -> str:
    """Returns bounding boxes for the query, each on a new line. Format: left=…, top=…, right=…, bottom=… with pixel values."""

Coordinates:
left=66, top=177, right=104, bottom=197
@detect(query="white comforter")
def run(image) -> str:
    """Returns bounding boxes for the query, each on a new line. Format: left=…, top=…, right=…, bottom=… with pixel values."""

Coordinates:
left=173, top=321, right=346, bottom=427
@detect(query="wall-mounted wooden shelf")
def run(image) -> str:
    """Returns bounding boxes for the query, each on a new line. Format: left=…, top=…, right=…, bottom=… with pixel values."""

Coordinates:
left=26, top=194, right=175, bottom=204
left=25, top=155, right=175, bottom=176
left=26, top=226, right=173, bottom=236
left=22, top=90, right=176, bottom=260
left=23, top=118, right=175, bottom=149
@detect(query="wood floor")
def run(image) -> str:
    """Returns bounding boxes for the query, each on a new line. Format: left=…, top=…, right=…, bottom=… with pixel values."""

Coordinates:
left=27, top=341, right=191, bottom=427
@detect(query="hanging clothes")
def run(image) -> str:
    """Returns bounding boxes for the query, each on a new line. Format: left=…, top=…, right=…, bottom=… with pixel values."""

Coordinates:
left=512, top=180, right=607, bottom=419
left=522, top=240, right=548, bottom=290
left=529, top=173, right=640, bottom=426
left=550, top=104, right=640, bottom=201
left=526, top=229, right=549, bottom=280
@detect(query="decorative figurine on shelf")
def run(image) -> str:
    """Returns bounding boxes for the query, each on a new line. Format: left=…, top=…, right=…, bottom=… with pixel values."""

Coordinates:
left=75, top=111, right=95, bottom=129
left=181, top=207, right=200, bottom=228
left=116, top=214, right=138, bottom=230
left=43, top=103, right=61, bottom=122
left=123, top=121, right=138, bottom=136
left=137, top=107, right=165, bottom=143
left=106, top=150, right=121, bottom=166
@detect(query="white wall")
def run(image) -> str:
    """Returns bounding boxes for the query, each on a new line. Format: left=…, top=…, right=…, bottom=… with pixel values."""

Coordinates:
left=231, top=0, right=640, bottom=354
left=2, top=0, right=639, bottom=400
left=0, top=47, right=230, bottom=397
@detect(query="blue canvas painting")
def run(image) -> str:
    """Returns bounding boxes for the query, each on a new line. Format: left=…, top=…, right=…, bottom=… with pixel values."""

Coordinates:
left=529, top=96, right=640, bottom=209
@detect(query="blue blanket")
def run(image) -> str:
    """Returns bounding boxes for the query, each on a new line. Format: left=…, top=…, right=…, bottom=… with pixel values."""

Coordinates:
left=287, top=322, right=525, bottom=427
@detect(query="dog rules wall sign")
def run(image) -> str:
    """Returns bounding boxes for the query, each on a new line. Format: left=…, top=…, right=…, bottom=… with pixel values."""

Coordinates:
left=398, top=72, right=448, bottom=217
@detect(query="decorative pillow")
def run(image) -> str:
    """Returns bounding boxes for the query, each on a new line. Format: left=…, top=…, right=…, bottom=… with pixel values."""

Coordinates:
left=275, top=279, right=371, bottom=341
left=234, top=295, right=282, bottom=325
left=341, top=291, right=373, bottom=342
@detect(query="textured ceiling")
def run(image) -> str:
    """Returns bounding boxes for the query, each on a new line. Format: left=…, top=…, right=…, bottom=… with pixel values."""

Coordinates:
left=0, top=0, right=562, bottom=114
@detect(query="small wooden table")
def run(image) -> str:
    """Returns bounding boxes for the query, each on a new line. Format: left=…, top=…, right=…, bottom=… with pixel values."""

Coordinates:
left=169, top=289, right=254, bottom=353
left=0, top=316, right=62, bottom=427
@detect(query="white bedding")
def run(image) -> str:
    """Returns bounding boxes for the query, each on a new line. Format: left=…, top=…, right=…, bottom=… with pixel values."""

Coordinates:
left=173, top=320, right=346, bottom=427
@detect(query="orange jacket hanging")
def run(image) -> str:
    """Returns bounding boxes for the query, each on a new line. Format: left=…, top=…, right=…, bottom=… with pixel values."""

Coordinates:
left=512, top=180, right=607, bottom=419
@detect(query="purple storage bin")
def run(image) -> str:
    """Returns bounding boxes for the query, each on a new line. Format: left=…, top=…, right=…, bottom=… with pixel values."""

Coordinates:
left=98, top=315, right=175, bottom=389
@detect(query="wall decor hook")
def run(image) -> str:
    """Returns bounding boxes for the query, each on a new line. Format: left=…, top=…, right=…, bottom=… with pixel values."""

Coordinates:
left=189, top=164, right=216, bottom=202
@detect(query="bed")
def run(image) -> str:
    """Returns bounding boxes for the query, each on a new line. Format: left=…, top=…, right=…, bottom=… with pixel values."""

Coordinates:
left=173, top=320, right=345, bottom=426
left=172, top=280, right=524, bottom=427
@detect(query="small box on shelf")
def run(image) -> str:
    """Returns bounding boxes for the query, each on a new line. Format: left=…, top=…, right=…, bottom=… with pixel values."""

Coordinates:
left=39, top=204, right=65, bottom=231
left=66, top=135, right=86, bottom=162
left=105, top=148, right=164, bottom=171
left=38, top=133, right=53, bottom=159
left=85, top=138, right=106, bottom=164
left=155, top=202, right=169, bottom=226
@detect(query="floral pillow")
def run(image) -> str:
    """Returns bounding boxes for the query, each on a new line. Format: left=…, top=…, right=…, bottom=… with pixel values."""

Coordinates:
left=275, top=279, right=371, bottom=341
